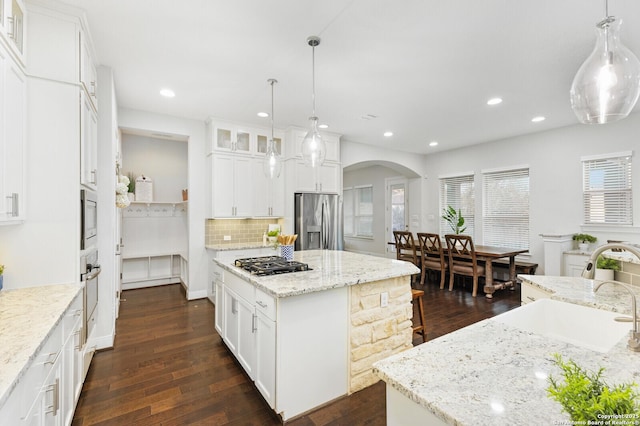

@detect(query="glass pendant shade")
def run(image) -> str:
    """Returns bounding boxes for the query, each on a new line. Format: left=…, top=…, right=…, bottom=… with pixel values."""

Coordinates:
left=263, top=139, right=282, bottom=179
left=301, top=116, right=326, bottom=168
left=570, top=18, right=640, bottom=124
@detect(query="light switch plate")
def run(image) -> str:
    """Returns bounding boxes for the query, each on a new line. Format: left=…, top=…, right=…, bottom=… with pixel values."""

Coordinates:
left=380, top=292, right=389, bottom=307
left=223, top=235, right=231, bottom=241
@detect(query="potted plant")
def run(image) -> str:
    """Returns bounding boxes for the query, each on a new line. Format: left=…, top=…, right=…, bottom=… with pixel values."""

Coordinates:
left=594, top=256, right=620, bottom=281
left=547, top=354, right=640, bottom=421
left=127, top=172, right=137, bottom=201
left=0, top=264, right=3, bottom=291
left=573, top=233, right=596, bottom=251
left=267, top=229, right=280, bottom=246
left=442, top=205, right=466, bottom=234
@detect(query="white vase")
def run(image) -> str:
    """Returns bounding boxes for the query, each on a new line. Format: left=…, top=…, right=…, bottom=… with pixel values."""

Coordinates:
left=578, top=243, right=589, bottom=252
left=594, top=269, right=614, bottom=281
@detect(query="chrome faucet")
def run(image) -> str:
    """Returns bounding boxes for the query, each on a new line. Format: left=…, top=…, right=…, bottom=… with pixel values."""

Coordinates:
left=594, top=281, right=640, bottom=352
left=581, top=242, right=640, bottom=279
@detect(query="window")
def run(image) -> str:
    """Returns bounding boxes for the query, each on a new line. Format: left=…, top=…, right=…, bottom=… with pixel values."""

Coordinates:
left=439, top=173, right=475, bottom=236
left=482, top=167, right=529, bottom=250
left=343, top=185, right=374, bottom=238
left=582, top=152, right=632, bottom=225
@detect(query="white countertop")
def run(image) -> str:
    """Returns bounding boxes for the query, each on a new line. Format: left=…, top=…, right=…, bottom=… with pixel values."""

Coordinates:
left=0, top=284, right=82, bottom=407
left=373, top=276, right=640, bottom=425
left=213, top=249, right=420, bottom=298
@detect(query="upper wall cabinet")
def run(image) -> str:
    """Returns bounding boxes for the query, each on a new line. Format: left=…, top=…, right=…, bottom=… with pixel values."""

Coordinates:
left=284, top=127, right=340, bottom=163
left=80, top=89, right=97, bottom=190
left=0, top=39, right=25, bottom=224
left=79, top=30, right=98, bottom=111
left=0, top=0, right=25, bottom=65
left=210, top=122, right=252, bottom=154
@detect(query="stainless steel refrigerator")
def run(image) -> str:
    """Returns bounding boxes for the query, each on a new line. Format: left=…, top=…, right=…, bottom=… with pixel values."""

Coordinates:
left=294, top=192, right=344, bottom=251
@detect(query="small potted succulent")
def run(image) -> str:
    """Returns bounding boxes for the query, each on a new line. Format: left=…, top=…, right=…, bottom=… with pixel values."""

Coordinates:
left=594, top=256, right=620, bottom=281
left=573, top=233, right=597, bottom=252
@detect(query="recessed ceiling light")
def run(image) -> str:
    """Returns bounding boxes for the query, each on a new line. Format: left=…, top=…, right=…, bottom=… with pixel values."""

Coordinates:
left=531, top=116, right=546, bottom=123
left=383, top=131, right=393, bottom=137
left=318, top=124, right=329, bottom=129
left=487, top=97, right=502, bottom=106
left=257, top=112, right=269, bottom=118
left=429, top=141, right=438, bottom=147
left=160, top=88, right=175, bottom=98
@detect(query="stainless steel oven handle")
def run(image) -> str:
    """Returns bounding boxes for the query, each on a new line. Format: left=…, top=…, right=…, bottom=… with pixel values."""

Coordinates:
left=83, top=268, right=101, bottom=281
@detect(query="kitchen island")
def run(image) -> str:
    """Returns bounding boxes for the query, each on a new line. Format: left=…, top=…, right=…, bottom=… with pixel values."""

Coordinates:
left=212, top=249, right=419, bottom=421
left=374, top=275, right=640, bottom=425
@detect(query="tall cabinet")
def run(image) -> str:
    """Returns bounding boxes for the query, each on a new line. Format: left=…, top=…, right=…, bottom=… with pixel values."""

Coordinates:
left=0, top=0, right=25, bottom=225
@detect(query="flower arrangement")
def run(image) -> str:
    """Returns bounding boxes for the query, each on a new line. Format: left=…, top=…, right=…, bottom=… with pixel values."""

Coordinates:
left=127, top=172, right=136, bottom=193
left=116, top=175, right=131, bottom=208
left=0, top=264, right=4, bottom=275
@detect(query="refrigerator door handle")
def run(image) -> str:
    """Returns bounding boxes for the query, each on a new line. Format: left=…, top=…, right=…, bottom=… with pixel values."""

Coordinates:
left=321, top=199, right=327, bottom=249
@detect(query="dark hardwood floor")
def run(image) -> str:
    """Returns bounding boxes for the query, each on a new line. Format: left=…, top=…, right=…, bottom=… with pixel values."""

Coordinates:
left=72, top=275, right=520, bottom=425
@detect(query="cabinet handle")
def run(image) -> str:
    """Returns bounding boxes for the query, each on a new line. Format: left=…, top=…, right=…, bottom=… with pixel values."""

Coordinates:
left=7, top=16, right=16, bottom=41
left=44, top=352, right=58, bottom=365
left=256, top=300, right=268, bottom=309
left=91, top=169, right=98, bottom=185
left=45, top=378, right=60, bottom=416
left=90, top=81, right=97, bottom=97
left=252, top=313, right=257, bottom=333
left=6, top=193, right=19, bottom=217
left=74, top=329, right=82, bottom=350
left=231, top=298, right=237, bottom=314
left=526, top=296, right=536, bottom=302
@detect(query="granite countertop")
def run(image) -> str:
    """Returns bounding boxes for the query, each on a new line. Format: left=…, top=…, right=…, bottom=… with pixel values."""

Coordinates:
left=0, top=284, right=82, bottom=407
left=520, top=274, right=640, bottom=315
left=213, top=249, right=420, bottom=298
left=373, top=276, right=640, bottom=425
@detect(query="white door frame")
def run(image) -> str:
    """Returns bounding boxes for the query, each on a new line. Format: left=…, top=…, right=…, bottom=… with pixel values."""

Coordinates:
left=385, top=176, right=409, bottom=258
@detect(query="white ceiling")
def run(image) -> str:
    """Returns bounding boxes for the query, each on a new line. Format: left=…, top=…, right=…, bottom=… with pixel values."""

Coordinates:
left=59, top=0, right=640, bottom=154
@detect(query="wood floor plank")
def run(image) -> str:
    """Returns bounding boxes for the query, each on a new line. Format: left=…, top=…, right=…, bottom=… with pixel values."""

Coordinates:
left=74, top=276, right=520, bottom=425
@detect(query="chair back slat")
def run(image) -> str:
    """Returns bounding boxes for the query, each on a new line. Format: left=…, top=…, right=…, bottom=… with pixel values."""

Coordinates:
left=393, top=231, right=418, bottom=264
left=417, top=232, right=444, bottom=262
left=445, top=234, right=477, bottom=263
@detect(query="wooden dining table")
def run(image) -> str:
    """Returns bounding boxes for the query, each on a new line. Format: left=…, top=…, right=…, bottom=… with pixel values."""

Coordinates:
left=388, top=241, right=529, bottom=298
left=470, top=245, right=529, bottom=298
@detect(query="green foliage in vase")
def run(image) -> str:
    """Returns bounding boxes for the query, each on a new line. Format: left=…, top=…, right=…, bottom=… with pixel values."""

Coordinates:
left=442, top=205, right=466, bottom=234
left=573, top=233, right=597, bottom=243
left=127, top=172, right=136, bottom=193
left=547, top=354, right=640, bottom=421
left=596, top=256, right=621, bottom=271
left=0, top=264, right=4, bottom=275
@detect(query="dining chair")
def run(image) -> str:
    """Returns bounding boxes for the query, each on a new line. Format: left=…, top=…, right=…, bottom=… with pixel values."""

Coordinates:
left=416, top=233, right=448, bottom=289
left=393, top=231, right=427, bottom=342
left=444, top=234, right=485, bottom=297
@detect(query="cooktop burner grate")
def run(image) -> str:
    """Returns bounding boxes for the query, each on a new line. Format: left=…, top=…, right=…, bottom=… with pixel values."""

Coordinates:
left=234, top=256, right=311, bottom=276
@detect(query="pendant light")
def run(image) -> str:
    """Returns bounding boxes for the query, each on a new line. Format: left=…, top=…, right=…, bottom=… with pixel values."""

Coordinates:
left=263, top=78, right=282, bottom=179
left=301, top=36, right=326, bottom=168
left=570, top=0, right=640, bottom=124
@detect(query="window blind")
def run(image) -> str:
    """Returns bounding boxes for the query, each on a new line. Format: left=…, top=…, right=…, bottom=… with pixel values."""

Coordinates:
left=439, top=174, right=475, bottom=236
left=582, top=153, right=632, bottom=225
left=343, top=186, right=373, bottom=238
left=482, top=168, right=529, bottom=249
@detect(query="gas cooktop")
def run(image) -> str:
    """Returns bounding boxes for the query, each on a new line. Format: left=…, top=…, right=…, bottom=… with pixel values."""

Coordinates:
left=234, top=256, right=311, bottom=276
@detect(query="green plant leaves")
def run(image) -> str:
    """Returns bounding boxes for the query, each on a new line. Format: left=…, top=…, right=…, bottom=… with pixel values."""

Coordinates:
left=547, top=354, right=640, bottom=421
left=442, top=205, right=467, bottom=234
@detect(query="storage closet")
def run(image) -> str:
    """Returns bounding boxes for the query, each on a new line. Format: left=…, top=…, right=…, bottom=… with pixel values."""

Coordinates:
left=120, top=132, right=188, bottom=290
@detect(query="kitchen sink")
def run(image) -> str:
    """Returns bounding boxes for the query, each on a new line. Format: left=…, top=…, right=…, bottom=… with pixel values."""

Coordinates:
left=494, top=298, right=630, bottom=353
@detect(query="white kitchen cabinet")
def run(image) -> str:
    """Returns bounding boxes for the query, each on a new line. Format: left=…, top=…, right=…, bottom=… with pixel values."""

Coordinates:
left=0, top=39, right=25, bottom=224
left=563, top=251, right=590, bottom=277
left=254, top=288, right=276, bottom=407
left=211, top=153, right=252, bottom=217
left=256, top=133, right=282, bottom=156
left=79, top=31, right=97, bottom=111
left=0, top=0, right=25, bottom=63
left=292, top=160, right=341, bottom=193
left=223, top=286, right=240, bottom=354
left=235, top=291, right=256, bottom=379
left=285, top=127, right=340, bottom=163
left=252, top=158, right=284, bottom=217
left=210, top=122, right=252, bottom=153
left=0, top=291, right=83, bottom=426
left=520, top=281, right=552, bottom=305
left=214, top=276, right=224, bottom=334
left=80, top=89, right=97, bottom=190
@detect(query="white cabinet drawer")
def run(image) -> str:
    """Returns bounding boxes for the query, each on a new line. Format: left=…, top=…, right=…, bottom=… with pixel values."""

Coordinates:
left=225, top=271, right=255, bottom=303
left=521, top=282, right=552, bottom=305
left=255, top=288, right=276, bottom=320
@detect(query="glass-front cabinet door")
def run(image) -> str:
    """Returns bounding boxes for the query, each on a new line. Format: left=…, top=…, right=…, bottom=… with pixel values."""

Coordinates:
left=256, top=134, right=282, bottom=155
left=214, top=125, right=251, bottom=153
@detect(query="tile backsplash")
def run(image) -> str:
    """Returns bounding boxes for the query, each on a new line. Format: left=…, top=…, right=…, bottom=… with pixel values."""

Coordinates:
left=206, top=218, right=283, bottom=246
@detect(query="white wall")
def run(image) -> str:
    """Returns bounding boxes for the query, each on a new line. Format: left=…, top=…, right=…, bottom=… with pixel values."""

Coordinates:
left=342, top=113, right=640, bottom=274
left=121, top=134, right=188, bottom=202
left=118, top=109, right=208, bottom=300
left=343, top=165, right=401, bottom=256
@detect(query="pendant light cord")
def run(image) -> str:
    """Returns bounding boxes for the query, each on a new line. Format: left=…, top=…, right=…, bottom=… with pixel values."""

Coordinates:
left=270, top=80, right=275, bottom=142
left=311, top=44, right=316, bottom=117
